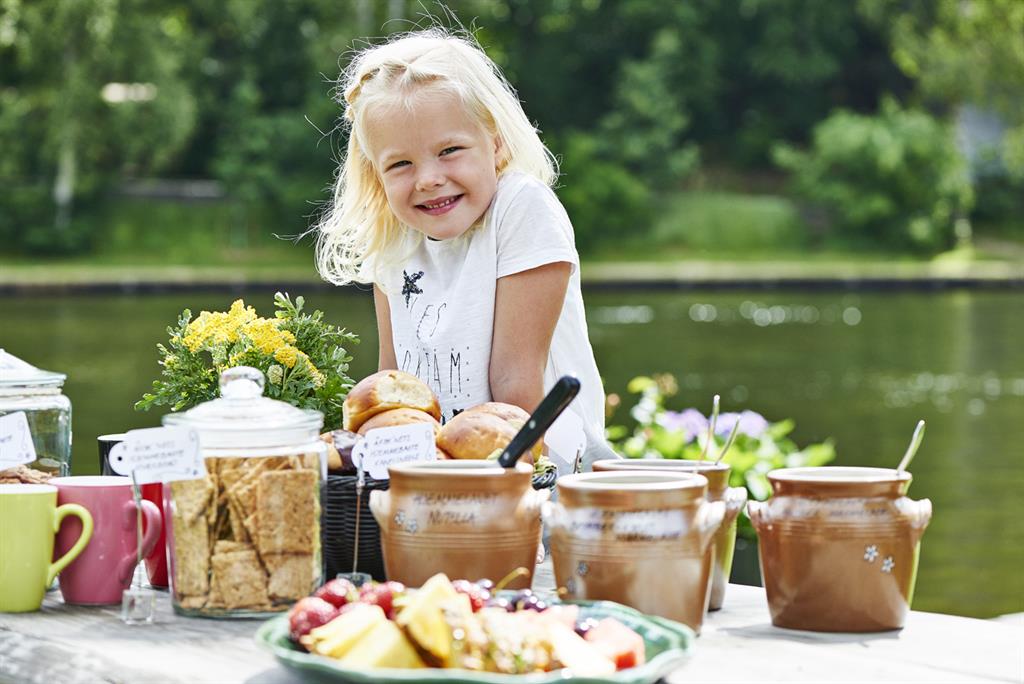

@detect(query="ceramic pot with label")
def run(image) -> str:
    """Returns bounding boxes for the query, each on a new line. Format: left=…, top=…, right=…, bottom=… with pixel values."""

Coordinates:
left=369, top=460, right=546, bottom=589
left=748, top=467, right=932, bottom=632
left=593, top=458, right=747, bottom=611
left=546, top=471, right=725, bottom=633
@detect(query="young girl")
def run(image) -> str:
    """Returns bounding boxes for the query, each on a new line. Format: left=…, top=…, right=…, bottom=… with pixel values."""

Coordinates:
left=316, top=28, right=617, bottom=472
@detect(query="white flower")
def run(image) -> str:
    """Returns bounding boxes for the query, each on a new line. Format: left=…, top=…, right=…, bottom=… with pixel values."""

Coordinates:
left=267, top=364, right=284, bottom=385
left=881, top=556, right=895, bottom=573
left=864, top=545, right=879, bottom=562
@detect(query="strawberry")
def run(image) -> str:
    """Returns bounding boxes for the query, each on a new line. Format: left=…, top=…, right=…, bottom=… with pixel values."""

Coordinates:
left=288, top=597, right=340, bottom=641
left=314, top=578, right=358, bottom=609
left=358, top=580, right=405, bottom=619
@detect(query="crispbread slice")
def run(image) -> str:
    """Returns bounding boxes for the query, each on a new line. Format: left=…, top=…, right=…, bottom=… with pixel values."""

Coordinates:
left=265, top=553, right=316, bottom=600
left=171, top=478, right=213, bottom=525
left=256, top=469, right=317, bottom=555
left=172, top=515, right=209, bottom=597
left=213, top=540, right=251, bottom=554
left=209, top=547, right=270, bottom=610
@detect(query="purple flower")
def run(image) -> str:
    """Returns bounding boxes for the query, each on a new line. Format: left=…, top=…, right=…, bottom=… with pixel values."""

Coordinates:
left=658, top=408, right=708, bottom=443
left=715, top=410, right=768, bottom=439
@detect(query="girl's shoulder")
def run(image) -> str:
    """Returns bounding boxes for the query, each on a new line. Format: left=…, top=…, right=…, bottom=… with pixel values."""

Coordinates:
left=490, top=171, right=568, bottom=226
left=495, top=170, right=555, bottom=202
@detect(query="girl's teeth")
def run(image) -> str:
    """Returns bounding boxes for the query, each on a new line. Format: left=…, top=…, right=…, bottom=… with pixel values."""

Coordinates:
left=424, top=197, right=455, bottom=208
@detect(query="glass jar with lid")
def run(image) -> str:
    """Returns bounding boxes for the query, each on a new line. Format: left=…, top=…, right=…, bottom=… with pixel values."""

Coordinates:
left=162, top=366, right=326, bottom=617
left=0, top=349, right=72, bottom=476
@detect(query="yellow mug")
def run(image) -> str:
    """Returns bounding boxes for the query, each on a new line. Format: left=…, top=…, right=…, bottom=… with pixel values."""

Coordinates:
left=0, top=483, right=94, bottom=612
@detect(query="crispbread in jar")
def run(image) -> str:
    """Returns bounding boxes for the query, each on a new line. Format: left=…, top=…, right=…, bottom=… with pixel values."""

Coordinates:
left=162, top=367, right=326, bottom=617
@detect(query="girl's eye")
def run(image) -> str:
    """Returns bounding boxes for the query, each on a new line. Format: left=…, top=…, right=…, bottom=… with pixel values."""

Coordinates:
left=387, top=160, right=410, bottom=171
left=440, top=146, right=462, bottom=156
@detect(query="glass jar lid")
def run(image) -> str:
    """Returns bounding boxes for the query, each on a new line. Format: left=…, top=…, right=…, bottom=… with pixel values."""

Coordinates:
left=0, top=349, right=66, bottom=392
left=162, top=366, right=323, bottom=449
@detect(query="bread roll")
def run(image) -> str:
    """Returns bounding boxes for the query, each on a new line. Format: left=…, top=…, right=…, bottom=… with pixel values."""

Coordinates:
left=356, top=408, right=441, bottom=439
left=321, top=430, right=359, bottom=473
left=459, top=401, right=543, bottom=461
left=343, top=370, right=440, bottom=432
left=461, top=402, right=530, bottom=426
left=437, top=411, right=534, bottom=463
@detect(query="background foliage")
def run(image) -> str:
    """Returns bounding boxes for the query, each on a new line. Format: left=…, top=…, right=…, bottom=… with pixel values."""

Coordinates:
left=1, top=0, right=1021, bottom=256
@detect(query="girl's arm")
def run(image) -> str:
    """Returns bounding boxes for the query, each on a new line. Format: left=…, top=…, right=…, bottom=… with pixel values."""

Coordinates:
left=489, top=261, right=572, bottom=411
left=373, top=285, right=398, bottom=371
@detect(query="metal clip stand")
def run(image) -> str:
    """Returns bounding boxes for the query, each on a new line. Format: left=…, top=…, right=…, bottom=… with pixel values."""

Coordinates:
left=336, top=459, right=372, bottom=588
left=121, top=471, right=156, bottom=624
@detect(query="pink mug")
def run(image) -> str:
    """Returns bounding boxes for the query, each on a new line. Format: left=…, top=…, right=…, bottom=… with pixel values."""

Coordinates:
left=52, top=476, right=162, bottom=605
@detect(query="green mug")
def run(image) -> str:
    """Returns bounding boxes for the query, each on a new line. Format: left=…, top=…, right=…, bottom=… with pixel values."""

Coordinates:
left=0, top=483, right=94, bottom=612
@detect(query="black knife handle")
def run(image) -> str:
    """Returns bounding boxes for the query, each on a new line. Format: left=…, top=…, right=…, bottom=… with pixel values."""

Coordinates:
left=497, top=376, right=581, bottom=468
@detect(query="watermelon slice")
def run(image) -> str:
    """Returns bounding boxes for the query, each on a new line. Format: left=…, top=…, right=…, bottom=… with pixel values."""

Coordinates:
left=583, top=618, right=647, bottom=670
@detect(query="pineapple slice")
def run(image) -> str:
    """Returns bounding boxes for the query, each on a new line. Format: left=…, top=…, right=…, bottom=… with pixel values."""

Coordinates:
left=339, top=619, right=427, bottom=669
left=545, top=620, right=615, bottom=676
left=394, top=573, right=461, bottom=665
left=301, top=604, right=387, bottom=659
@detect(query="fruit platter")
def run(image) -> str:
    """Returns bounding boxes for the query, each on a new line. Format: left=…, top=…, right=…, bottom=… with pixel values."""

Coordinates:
left=255, top=572, right=695, bottom=684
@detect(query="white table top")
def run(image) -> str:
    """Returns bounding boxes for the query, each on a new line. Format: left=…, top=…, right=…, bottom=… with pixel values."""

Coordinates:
left=1, top=569, right=1020, bottom=684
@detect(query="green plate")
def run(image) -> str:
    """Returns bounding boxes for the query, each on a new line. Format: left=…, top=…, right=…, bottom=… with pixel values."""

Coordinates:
left=255, top=599, right=695, bottom=684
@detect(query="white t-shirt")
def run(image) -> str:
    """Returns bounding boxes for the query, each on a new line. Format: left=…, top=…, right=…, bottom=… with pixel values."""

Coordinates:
left=381, top=172, right=618, bottom=473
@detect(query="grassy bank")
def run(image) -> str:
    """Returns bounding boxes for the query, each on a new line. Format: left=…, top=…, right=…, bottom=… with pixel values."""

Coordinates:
left=2, top=192, right=1022, bottom=288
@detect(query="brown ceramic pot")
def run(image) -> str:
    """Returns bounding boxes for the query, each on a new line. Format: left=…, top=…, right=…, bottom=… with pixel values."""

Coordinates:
left=369, top=460, right=545, bottom=589
left=748, top=467, right=932, bottom=632
left=546, top=471, right=725, bottom=633
left=592, top=458, right=747, bottom=611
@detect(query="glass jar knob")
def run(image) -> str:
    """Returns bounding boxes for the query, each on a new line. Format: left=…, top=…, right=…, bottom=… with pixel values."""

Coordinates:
left=219, top=366, right=266, bottom=400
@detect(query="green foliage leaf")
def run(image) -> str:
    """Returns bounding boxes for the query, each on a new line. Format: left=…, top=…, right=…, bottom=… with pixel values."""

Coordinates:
left=135, top=294, right=358, bottom=429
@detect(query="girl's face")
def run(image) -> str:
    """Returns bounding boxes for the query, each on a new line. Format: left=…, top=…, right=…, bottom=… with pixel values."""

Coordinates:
left=363, top=89, right=502, bottom=241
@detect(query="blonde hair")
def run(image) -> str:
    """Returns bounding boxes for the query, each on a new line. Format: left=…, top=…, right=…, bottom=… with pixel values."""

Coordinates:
left=315, top=27, right=558, bottom=286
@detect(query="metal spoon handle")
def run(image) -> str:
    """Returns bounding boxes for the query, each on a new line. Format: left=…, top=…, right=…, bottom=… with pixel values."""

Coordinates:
left=715, top=418, right=742, bottom=465
left=699, top=395, right=721, bottom=461
left=897, top=420, right=926, bottom=473
left=498, top=376, right=581, bottom=468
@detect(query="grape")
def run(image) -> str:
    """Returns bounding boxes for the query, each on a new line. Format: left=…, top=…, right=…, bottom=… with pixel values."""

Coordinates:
left=575, top=617, right=600, bottom=637
left=475, top=578, right=495, bottom=591
left=519, top=594, right=547, bottom=612
left=453, top=579, right=491, bottom=612
left=485, top=596, right=513, bottom=612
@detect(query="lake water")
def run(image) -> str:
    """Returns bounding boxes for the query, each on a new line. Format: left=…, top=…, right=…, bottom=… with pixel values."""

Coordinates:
left=2, top=287, right=1022, bottom=618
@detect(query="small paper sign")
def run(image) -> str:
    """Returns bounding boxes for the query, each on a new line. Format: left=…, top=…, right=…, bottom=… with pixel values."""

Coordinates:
left=108, top=427, right=205, bottom=484
left=0, top=412, right=37, bottom=468
left=352, top=423, right=436, bottom=479
left=544, top=409, right=587, bottom=475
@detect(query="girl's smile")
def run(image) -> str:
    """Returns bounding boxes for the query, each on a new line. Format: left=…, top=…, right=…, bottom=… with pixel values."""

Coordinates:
left=363, top=89, right=501, bottom=241
left=417, top=194, right=463, bottom=215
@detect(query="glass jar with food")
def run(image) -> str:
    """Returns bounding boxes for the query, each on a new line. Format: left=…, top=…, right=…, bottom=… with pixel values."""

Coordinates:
left=0, top=349, right=72, bottom=479
left=162, top=366, right=326, bottom=617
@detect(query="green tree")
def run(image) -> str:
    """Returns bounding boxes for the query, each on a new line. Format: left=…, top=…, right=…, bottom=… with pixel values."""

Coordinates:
left=0, top=0, right=196, bottom=253
left=860, top=0, right=1024, bottom=178
left=774, top=99, right=973, bottom=251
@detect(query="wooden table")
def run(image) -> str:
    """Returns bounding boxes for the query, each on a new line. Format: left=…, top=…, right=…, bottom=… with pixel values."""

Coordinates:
left=1, top=562, right=1020, bottom=684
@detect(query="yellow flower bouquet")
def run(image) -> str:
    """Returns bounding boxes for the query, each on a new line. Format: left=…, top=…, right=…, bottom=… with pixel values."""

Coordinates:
left=136, top=292, right=358, bottom=428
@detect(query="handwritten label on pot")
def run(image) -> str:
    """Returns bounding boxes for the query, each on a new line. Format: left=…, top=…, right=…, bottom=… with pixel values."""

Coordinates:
left=0, top=412, right=37, bottom=468
left=561, top=507, right=687, bottom=540
left=108, top=427, right=205, bottom=484
left=352, top=423, right=436, bottom=480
